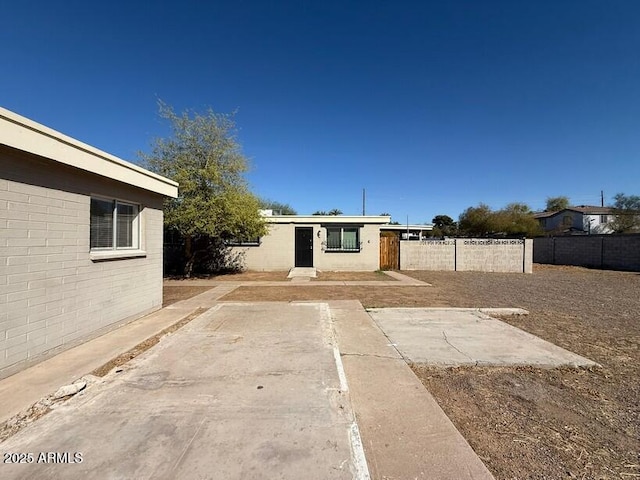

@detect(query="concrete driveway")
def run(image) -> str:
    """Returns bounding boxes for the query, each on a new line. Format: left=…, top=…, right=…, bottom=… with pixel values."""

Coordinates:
left=1, top=303, right=366, bottom=479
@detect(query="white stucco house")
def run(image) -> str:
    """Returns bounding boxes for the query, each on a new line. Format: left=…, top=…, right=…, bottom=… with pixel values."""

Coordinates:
left=230, top=211, right=391, bottom=271
left=534, top=206, right=615, bottom=234
left=0, top=107, right=178, bottom=379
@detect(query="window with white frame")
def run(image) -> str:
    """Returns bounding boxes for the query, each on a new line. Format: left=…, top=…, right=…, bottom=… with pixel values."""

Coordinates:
left=325, top=226, right=360, bottom=251
left=90, top=198, right=140, bottom=250
left=600, top=214, right=609, bottom=223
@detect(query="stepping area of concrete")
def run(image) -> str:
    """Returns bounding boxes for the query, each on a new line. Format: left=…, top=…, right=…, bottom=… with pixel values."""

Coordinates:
left=368, top=307, right=598, bottom=367
left=287, top=267, right=317, bottom=278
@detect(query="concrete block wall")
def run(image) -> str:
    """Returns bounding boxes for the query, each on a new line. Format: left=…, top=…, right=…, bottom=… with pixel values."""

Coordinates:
left=0, top=147, right=165, bottom=379
left=400, top=240, right=456, bottom=270
left=400, top=239, right=533, bottom=273
left=232, top=223, right=293, bottom=271
left=534, top=235, right=640, bottom=271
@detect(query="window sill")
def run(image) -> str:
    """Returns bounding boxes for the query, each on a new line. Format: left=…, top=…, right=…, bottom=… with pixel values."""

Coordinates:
left=90, top=249, right=147, bottom=261
left=325, top=249, right=361, bottom=253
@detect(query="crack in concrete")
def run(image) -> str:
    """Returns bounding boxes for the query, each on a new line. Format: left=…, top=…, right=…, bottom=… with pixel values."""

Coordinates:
left=441, top=330, right=477, bottom=365
left=367, top=316, right=412, bottom=363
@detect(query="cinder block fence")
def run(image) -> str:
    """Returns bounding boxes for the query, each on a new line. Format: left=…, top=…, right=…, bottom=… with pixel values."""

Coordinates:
left=534, top=235, right=640, bottom=271
left=400, top=239, right=533, bottom=273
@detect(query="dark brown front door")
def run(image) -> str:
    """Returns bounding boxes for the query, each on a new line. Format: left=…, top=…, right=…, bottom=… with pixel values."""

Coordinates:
left=295, top=227, right=313, bottom=267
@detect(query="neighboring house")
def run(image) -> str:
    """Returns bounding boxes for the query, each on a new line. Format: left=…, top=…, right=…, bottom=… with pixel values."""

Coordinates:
left=0, top=107, right=178, bottom=379
left=230, top=211, right=390, bottom=271
left=534, top=206, right=615, bottom=234
left=380, top=223, right=434, bottom=240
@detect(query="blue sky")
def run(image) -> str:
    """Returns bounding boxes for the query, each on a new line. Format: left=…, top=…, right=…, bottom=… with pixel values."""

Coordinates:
left=2, top=1, right=639, bottom=223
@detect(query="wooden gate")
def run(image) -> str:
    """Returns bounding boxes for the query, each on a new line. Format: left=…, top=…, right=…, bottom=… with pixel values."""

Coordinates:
left=379, top=235, right=400, bottom=270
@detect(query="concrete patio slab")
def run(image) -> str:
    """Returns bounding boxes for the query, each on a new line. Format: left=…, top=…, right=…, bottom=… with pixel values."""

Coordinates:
left=367, top=308, right=598, bottom=367
left=330, top=300, right=494, bottom=480
left=0, top=302, right=364, bottom=480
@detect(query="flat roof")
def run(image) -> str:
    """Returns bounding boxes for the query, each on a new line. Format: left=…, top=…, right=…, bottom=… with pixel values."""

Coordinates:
left=0, top=107, right=178, bottom=198
left=265, top=215, right=391, bottom=224
left=381, top=224, right=434, bottom=230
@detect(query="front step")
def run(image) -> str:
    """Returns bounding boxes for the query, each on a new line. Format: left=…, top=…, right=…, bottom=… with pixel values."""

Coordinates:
left=287, top=267, right=317, bottom=278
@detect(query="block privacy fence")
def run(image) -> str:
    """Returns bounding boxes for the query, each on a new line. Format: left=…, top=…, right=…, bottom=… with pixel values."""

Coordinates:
left=534, top=235, right=640, bottom=271
left=400, top=239, right=533, bottom=273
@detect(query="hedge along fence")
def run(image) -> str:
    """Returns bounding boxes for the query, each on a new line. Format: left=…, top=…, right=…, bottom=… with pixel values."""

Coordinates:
left=533, top=234, right=640, bottom=271
left=400, top=238, right=533, bottom=273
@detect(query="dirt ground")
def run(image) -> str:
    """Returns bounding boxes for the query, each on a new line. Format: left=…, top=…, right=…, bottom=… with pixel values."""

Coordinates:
left=167, top=271, right=289, bottom=282
left=163, top=286, right=213, bottom=307
left=219, top=265, right=639, bottom=480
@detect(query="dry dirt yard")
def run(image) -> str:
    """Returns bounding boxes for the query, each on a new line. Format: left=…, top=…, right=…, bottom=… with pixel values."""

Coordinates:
left=218, top=265, right=639, bottom=480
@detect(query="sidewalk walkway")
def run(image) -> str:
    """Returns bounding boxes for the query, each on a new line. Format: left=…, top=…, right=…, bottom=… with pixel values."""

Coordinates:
left=163, top=270, right=430, bottom=287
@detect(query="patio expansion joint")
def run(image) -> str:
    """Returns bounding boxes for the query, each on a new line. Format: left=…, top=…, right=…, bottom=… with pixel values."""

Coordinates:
left=340, top=352, right=400, bottom=360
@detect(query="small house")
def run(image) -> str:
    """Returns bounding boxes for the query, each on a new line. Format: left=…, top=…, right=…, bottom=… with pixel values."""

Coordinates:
left=230, top=212, right=391, bottom=271
left=0, top=107, right=178, bottom=379
left=534, top=206, right=615, bottom=234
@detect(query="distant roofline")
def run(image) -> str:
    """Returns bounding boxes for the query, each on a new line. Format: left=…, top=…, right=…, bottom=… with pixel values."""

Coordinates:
left=0, top=106, right=178, bottom=198
left=381, top=224, right=434, bottom=230
left=533, top=206, right=615, bottom=218
left=263, top=214, right=391, bottom=224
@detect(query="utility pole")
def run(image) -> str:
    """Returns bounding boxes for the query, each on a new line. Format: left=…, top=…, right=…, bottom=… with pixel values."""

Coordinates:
left=601, top=190, right=604, bottom=207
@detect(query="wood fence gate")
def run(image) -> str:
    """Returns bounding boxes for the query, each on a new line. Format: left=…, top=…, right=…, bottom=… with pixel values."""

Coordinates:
left=379, top=236, right=400, bottom=270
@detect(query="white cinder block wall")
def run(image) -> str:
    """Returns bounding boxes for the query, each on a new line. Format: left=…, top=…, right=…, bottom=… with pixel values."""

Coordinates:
left=400, top=239, right=533, bottom=273
left=0, top=148, right=165, bottom=379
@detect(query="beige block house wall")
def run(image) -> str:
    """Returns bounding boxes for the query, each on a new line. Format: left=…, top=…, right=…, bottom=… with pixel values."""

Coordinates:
left=232, top=217, right=387, bottom=271
left=0, top=108, right=177, bottom=379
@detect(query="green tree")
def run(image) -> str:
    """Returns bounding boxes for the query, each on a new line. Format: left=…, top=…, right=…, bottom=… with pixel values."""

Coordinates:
left=496, top=203, right=542, bottom=236
left=260, top=199, right=297, bottom=215
left=458, top=203, right=541, bottom=237
left=545, top=196, right=570, bottom=211
left=431, top=214, right=457, bottom=237
left=458, top=204, right=495, bottom=236
left=609, top=193, right=640, bottom=233
left=313, top=209, right=342, bottom=215
left=141, top=102, right=267, bottom=277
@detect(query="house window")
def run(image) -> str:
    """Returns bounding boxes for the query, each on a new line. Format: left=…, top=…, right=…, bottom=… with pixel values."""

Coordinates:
left=600, top=215, right=608, bottom=223
left=326, top=226, right=360, bottom=251
left=227, top=236, right=261, bottom=246
left=562, top=215, right=573, bottom=227
left=90, top=198, right=140, bottom=250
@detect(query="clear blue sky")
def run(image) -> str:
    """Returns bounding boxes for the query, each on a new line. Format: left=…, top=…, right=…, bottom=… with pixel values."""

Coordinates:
left=3, top=0, right=639, bottom=223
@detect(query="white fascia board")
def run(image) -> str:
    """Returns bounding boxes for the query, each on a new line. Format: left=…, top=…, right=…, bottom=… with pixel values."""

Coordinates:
left=266, top=215, right=392, bottom=224
left=381, top=224, right=434, bottom=230
left=0, top=107, right=178, bottom=198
